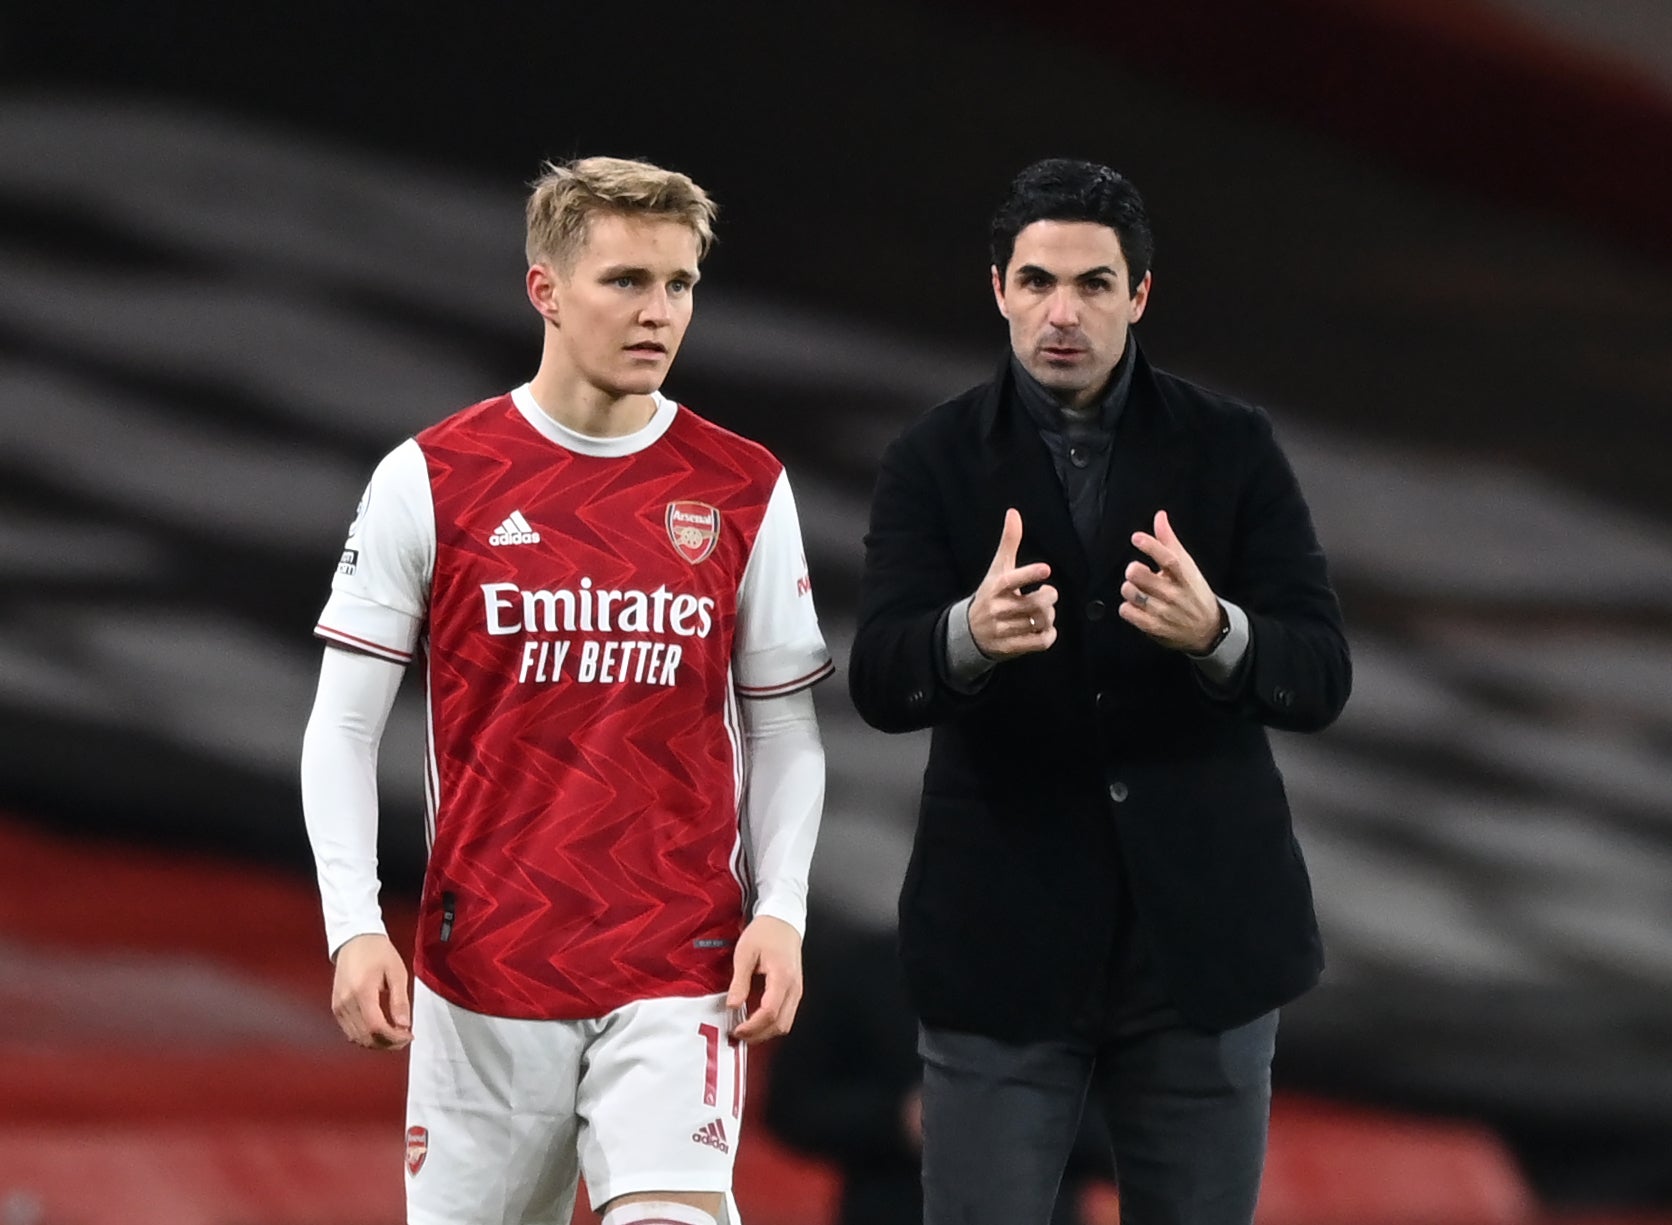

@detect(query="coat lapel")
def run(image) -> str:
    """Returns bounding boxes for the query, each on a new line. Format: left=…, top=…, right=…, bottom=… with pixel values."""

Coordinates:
left=977, top=358, right=1089, bottom=592
left=1092, top=346, right=1190, bottom=588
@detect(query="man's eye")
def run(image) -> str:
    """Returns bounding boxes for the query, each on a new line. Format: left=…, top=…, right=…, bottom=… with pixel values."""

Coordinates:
left=1083, top=278, right=1111, bottom=293
left=613, top=276, right=638, bottom=289
left=669, top=279, right=690, bottom=294
left=1022, top=275, right=1051, bottom=290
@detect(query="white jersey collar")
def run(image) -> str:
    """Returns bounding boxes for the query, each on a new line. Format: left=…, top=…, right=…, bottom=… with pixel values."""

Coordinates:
left=510, top=384, right=678, bottom=457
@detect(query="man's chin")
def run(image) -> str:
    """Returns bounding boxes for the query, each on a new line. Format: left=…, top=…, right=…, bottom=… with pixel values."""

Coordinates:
left=1027, top=365, right=1093, bottom=397
left=598, top=370, right=667, bottom=398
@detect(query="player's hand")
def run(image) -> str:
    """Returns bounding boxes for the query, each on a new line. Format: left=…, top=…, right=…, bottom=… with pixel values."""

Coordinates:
left=967, top=508, right=1057, bottom=659
left=726, top=916, right=802, bottom=1046
left=330, top=933, right=413, bottom=1050
left=1121, top=510, right=1224, bottom=653
left=901, top=1086, right=925, bottom=1152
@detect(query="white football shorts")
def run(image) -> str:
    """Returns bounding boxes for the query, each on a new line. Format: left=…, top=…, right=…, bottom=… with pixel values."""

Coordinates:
left=405, top=980, right=747, bottom=1225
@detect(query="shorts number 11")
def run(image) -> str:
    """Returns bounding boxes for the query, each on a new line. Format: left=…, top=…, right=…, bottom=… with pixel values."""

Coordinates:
left=698, top=1022, right=743, bottom=1116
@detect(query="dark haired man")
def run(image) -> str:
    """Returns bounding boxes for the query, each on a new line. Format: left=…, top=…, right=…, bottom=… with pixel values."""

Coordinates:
left=848, top=158, right=1351, bottom=1225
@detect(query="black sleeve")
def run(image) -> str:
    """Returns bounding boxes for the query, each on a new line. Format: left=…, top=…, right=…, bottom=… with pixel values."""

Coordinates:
left=848, top=430, right=992, bottom=733
left=1203, top=408, right=1352, bottom=733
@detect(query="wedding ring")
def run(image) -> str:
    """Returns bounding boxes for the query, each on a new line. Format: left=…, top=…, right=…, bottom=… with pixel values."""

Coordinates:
left=1029, top=615, right=1039, bottom=630
left=1135, top=592, right=1149, bottom=608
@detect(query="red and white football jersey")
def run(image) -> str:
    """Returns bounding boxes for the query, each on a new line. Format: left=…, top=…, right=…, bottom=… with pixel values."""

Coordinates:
left=315, top=386, right=832, bottom=1020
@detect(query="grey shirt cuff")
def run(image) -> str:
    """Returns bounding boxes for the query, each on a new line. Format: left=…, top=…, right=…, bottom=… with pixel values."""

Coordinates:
left=941, top=595, right=996, bottom=694
left=1188, top=598, right=1251, bottom=688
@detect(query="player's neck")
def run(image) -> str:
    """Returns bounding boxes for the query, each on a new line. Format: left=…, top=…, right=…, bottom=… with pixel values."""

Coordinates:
left=526, top=365, right=657, bottom=439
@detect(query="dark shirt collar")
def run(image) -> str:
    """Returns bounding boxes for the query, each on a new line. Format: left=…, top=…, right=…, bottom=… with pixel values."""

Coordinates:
left=1010, top=340, right=1135, bottom=437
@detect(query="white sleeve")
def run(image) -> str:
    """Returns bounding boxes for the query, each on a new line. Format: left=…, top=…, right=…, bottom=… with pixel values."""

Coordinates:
left=314, top=439, right=434, bottom=663
left=732, top=469, right=834, bottom=698
left=300, top=646, right=406, bottom=958
left=740, top=687, right=824, bottom=936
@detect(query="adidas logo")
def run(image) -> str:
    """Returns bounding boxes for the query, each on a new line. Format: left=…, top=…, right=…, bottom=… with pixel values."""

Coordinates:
left=489, top=510, right=541, bottom=547
left=691, top=1119, right=730, bottom=1153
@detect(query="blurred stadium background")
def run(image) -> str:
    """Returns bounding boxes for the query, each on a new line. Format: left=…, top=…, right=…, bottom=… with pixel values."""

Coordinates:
left=2, top=1, right=1670, bottom=1221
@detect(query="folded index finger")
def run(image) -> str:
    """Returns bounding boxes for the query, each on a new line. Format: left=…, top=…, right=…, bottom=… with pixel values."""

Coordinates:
left=730, top=1006, right=778, bottom=1044
left=999, top=561, right=1053, bottom=592
left=1130, top=531, right=1179, bottom=573
left=360, top=985, right=410, bottom=1048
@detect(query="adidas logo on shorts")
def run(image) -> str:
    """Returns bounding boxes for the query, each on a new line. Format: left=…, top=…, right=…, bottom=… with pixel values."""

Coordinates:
left=691, top=1118, right=730, bottom=1154
left=489, top=510, right=541, bottom=546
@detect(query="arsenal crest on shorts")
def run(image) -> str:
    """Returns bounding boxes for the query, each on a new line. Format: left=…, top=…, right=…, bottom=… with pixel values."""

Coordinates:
left=405, top=1125, right=429, bottom=1175
left=666, top=501, right=721, bottom=564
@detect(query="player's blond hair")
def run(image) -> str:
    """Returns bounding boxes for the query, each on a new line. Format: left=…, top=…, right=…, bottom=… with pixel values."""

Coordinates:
left=524, top=156, right=717, bottom=271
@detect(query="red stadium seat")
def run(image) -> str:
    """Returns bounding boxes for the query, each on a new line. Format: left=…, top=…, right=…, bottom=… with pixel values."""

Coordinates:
left=1258, top=1094, right=1536, bottom=1225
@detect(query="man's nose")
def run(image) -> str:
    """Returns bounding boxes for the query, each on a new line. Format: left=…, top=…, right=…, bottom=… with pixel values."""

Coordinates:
left=640, top=287, right=671, bottom=324
left=1046, top=287, right=1079, bottom=328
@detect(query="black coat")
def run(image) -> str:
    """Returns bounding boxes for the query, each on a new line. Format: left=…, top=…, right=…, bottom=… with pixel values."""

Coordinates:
left=848, top=344, right=1351, bottom=1039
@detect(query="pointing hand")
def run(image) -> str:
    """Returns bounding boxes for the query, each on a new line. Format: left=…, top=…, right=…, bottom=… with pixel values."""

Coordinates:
left=967, top=509, right=1058, bottom=660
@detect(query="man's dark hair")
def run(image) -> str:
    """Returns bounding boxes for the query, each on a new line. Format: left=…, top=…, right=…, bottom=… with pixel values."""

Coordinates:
left=990, top=159, right=1153, bottom=293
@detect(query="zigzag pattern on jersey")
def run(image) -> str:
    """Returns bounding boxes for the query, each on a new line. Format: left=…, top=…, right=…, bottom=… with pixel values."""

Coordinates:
left=414, top=395, right=783, bottom=1021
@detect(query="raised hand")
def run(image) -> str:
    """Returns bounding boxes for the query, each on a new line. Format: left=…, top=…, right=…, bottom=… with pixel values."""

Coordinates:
left=967, top=509, right=1058, bottom=660
left=1120, top=510, right=1225, bottom=653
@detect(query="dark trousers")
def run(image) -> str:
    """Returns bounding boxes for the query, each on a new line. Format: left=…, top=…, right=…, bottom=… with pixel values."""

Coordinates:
left=918, top=1009, right=1278, bottom=1225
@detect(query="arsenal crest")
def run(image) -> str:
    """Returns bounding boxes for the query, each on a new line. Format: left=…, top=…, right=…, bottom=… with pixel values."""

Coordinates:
left=406, top=1125, right=429, bottom=1176
left=666, top=501, right=721, bottom=564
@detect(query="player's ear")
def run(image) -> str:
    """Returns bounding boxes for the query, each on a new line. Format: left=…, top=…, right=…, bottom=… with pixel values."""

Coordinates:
left=991, top=264, right=1008, bottom=319
left=527, top=263, right=561, bottom=326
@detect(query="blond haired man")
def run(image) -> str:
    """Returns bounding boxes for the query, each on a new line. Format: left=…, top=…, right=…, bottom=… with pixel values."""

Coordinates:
left=301, top=157, right=832, bottom=1225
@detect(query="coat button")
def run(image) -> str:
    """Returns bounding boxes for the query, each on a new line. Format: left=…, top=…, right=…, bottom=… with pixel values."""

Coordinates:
left=1108, top=780, right=1129, bottom=803
left=1068, top=444, right=1092, bottom=469
left=1273, top=686, right=1294, bottom=709
left=1095, top=690, right=1111, bottom=712
left=1086, top=599, right=1107, bottom=621
left=909, top=689, right=928, bottom=707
